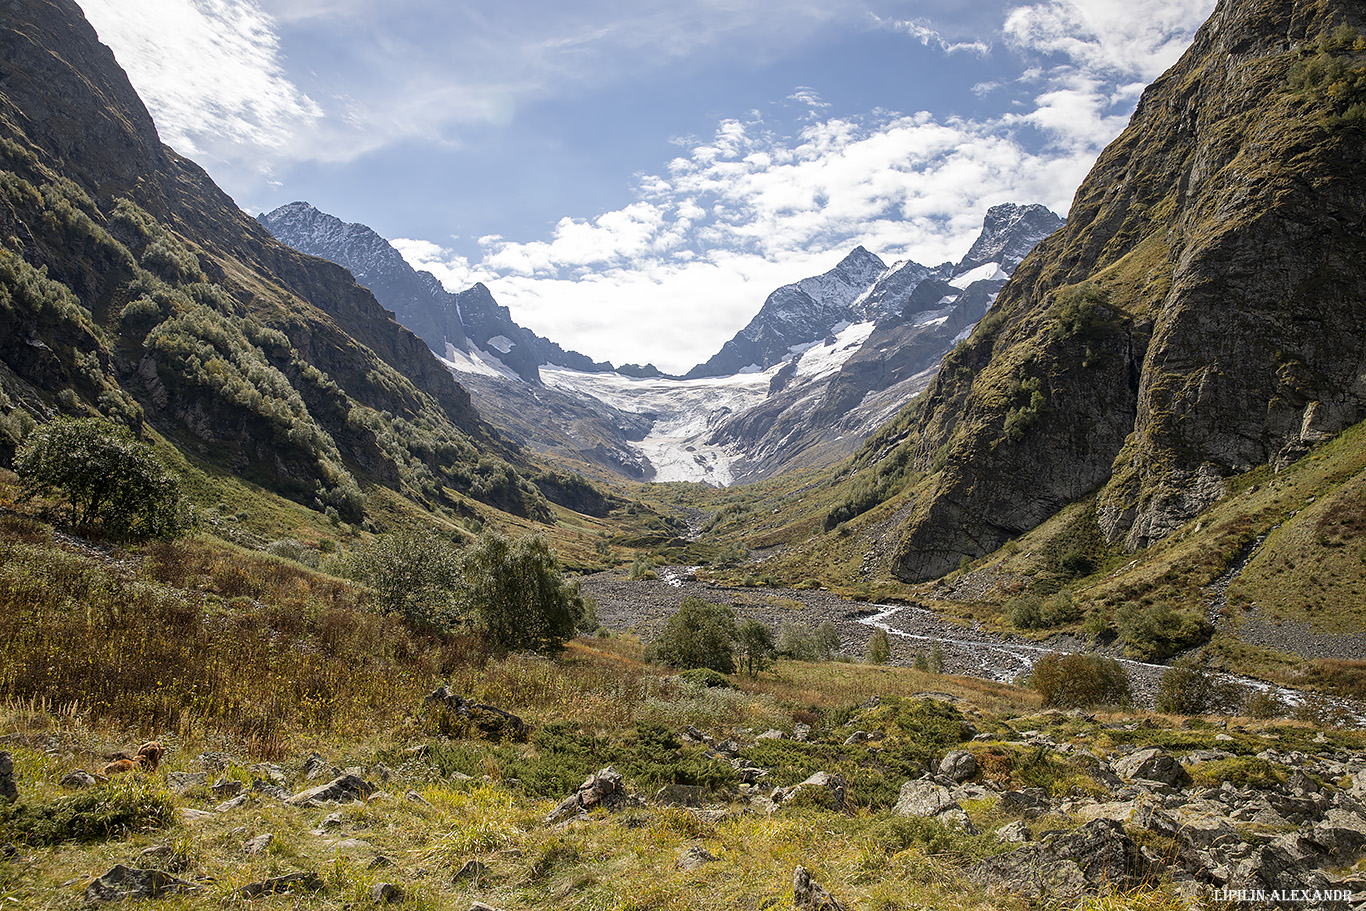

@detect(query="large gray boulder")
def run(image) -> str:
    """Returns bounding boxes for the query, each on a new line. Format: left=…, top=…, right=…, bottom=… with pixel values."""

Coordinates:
left=893, top=779, right=976, bottom=832
left=85, top=866, right=198, bottom=903
left=972, top=818, right=1154, bottom=901
left=1112, top=748, right=1189, bottom=788
left=289, top=774, right=375, bottom=806
left=939, top=750, right=978, bottom=783
left=546, top=767, right=631, bottom=824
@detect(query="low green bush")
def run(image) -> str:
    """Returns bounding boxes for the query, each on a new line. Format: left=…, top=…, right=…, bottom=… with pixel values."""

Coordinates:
left=0, top=776, right=176, bottom=845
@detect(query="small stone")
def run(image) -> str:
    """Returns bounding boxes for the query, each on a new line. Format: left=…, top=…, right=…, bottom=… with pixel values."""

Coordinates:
left=237, top=871, right=324, bottom=898
left=85, top=866, right=198, bottom=903
left=793, top=865, right=847, bottom=911
left=369, top=855, right=395, bottom=870
left=211, top=777, right=243, bottom=799
left=406, top=789, right=431, bottom=805
left=243, top=833, right=273, bottom=854
left=289, top=773, right=376, bottom=806
left=59, top=769, right=96, bottom=789
left=321, top=812, right=346, bottom=829
left=678, top=844, right=718, bottom=871
left=756, top=729, right=784, bottom=740
left=137, top=845, right=175, bottom=867
left=215, top=794, right=251, bottom=813
left=940, top=750, right=978, bottom=783
left=371, top=882, right=404, bottom=904
left=452, top=859, right=489, bottom=885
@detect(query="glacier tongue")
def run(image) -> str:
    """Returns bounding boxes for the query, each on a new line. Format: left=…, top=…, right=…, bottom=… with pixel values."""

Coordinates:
left=541, top=367, right=777, bottom=485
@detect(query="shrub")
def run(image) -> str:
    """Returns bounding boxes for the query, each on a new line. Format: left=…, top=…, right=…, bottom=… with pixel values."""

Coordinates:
left=15, top=416, right=190, bottom=540
left=678, top=668, right=732, bottom=689
left=0, top=776, right=176, bottom=845
left=646, top=598, right=738, bottom=674
left=343, top=526, right=462, bottom=632
left=1004, top=591, right=1083, bottom=630
left=1155, top=655, right=1243, bottom=716
left=1028, top=653, right=1132, bottom=708
left=1114, top=600, right=1211, bottom=661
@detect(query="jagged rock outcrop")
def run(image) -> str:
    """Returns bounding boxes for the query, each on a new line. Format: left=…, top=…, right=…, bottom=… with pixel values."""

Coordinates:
left=891, top=0, right=1366, bottom=580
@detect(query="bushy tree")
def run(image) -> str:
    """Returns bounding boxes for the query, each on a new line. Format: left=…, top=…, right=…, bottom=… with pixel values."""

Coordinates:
left=814, top=620, right=841, bottom=660
left=461, top=531, right=587, bottom=654
left=736, top=619, right=776, bottom=678
left=344, top=526, right=463, bottom=632
left=1028, top=653, right=1132, bottom=708
left=646, top=597, right=737, bottom=674
left=15, top=416, right=189, bottom=540
left=1155, top=654, right=1242, bottom=716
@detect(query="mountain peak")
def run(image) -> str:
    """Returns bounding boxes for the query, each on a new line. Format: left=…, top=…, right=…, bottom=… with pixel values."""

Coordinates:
left=956, top=203, right=1063, bottom=275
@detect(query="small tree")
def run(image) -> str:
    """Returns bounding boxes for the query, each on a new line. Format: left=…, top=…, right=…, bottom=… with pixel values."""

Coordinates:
left=776, top=622, right=817, bottom=660
left=15, top=416, right=189, bottom=540
left=866, top=628, right=890, bottom=664
left=646, top=597, right=737, bottom=674
left=736, top=619, right=776, bottom=677
left=461, top=531, right=586, bottom=654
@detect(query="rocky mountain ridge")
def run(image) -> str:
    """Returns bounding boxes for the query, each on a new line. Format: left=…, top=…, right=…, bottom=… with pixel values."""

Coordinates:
left=882, top=0, right=1366, bottom=581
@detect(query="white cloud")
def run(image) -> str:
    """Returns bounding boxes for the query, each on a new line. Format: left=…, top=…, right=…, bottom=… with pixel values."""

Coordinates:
left=77, top=0, right=320, bottom=157
left=874, top=16, right=991, bottom=56
left=1004, top=0, right=1215, bottom=80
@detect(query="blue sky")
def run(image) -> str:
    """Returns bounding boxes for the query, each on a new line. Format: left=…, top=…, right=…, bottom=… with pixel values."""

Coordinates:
left=77, top=0, right=1215, bottom=373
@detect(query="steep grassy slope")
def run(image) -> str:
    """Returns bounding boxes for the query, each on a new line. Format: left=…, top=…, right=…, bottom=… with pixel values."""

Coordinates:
left=0, top=0, right=570, bottom=525
left=875, top=0, right=1366, bottom=582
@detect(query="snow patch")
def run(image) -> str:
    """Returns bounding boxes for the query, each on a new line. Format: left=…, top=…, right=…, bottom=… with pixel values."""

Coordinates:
left=794, top=321, right=875, bottom=380
left=441, top=343, right=520, bottom=380
left=949, top=261, right=1007, bottom=289
left=486, top=335, right=515, bottom=354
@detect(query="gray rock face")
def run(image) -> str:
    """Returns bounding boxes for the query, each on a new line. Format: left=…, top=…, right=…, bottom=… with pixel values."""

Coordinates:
left=939, top=750, right=978, bottom=783
left=973, top=818, right=1153, bottom=901
left=1112, top=748, right=1190, bottom=788
left=85, top=866, right=198, bottom=903
left=891, top=0, right=1366, bottom=579
left=893, top=779, right=976, bottom=831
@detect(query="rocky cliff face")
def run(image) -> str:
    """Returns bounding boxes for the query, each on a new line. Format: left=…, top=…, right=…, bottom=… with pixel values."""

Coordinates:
left=889, top=0, right=1366, bottom=581
left=0, top=0, right=559, bottom=521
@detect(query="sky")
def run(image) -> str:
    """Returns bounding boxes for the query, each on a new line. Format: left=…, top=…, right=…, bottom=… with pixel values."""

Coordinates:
left=76, top=0, right=1215, bottom=374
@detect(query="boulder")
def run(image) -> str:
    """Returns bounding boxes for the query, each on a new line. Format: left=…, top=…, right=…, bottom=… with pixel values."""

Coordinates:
left=59, top=769, right=96, bottom=789
left=793, top=865, right=847, bottom=911
left=1112, top=749, right=1189, bottom=788
left=940, top=750, right=978, bottom=783
left=545, top=767, right=630, bottom=824
left=996, top=820, right=1032, bottom=844
left=243, top=833, right=273, bottom=855
left=452, top=859, right=490, bottom=885
left=998, top=788, right=1052, bottom=819
left=425, top=686, right=531, bottom=741
left=289, top=774, right=376, bottom=806
left=1225, top=845, right=1333, bottom=905
left=972, top=818, right=1154, bottom=901
left=85, top=866, right=198, bottom=903
left=371, top=882, right=404, bottom=904
left=893, top=779, right=976, bottom=832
